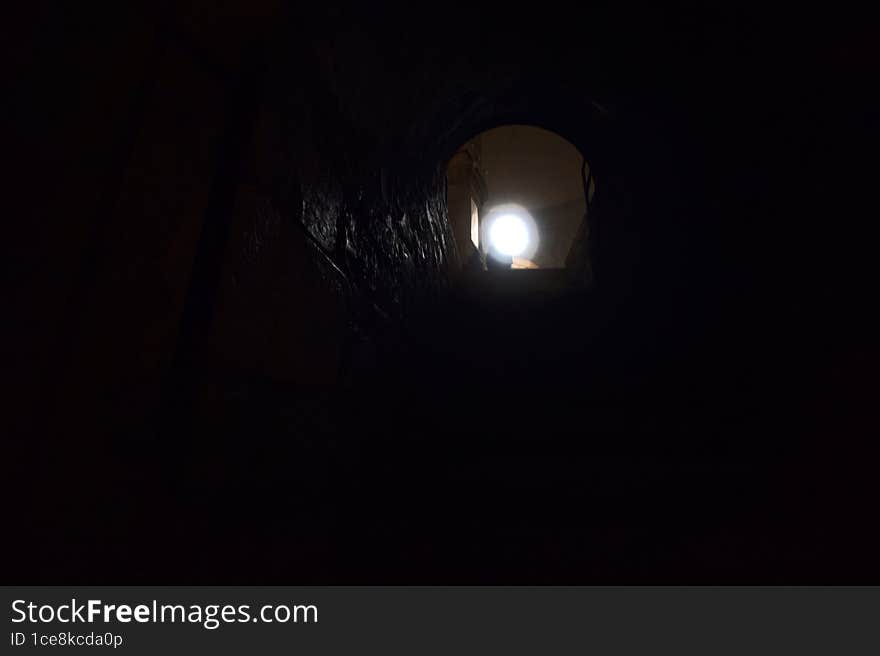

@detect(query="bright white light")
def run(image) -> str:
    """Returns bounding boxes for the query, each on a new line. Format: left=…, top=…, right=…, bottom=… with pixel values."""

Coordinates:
left=483, top=204, right=538, bottom=262
left=489, top=213, right=530, bottom=256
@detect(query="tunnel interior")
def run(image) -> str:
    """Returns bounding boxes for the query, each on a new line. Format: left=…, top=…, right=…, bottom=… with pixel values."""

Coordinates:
left=446, top=124, right=593, bottom=273
left=6, top=2, right=878, bottom=583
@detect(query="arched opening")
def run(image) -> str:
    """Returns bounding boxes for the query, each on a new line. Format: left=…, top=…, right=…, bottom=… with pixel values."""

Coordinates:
left=445, top=125, right=595, bottom=284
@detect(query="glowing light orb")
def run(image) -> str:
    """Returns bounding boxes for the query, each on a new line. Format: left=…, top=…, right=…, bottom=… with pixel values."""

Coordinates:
left=489, top=213, right=530, bottom=256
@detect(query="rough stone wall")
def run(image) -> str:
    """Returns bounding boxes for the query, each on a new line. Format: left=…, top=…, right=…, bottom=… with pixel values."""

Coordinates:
left=205, top=36, right=460, bottom=392
left=285, top=42, right=459, bottom=319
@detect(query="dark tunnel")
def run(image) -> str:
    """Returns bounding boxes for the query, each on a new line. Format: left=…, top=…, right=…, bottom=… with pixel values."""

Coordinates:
left=5, top=2, right=878, bottom=583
